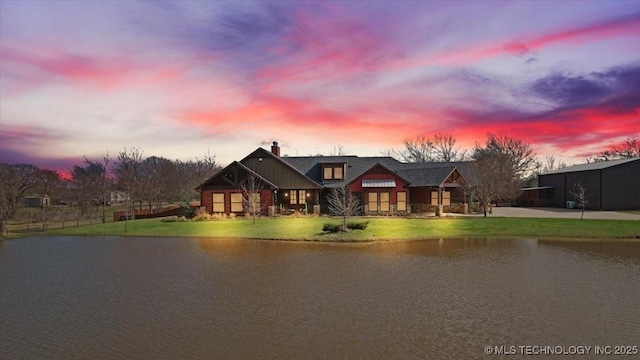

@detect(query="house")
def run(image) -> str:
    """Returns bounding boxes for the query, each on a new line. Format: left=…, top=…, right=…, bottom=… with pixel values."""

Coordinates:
left=21, top=194, right=50, bottom=207
left=196, top=142, right=473, bottom=216
left=531, top=157, right=640, bottom=210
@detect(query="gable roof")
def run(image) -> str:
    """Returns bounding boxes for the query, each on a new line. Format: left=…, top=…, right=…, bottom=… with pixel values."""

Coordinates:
left=541, top=157, right=640, bottom=175
left=195, top=161, right=278, bottom=190
left=393, top=161, right=475, bottom=186
left=241, top=148, right=323, bottom=189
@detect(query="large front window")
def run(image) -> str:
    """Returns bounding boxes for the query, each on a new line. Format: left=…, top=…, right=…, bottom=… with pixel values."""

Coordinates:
left=212, top=193, right=224, bottom=213
left=368, top=191, right=390, bottom=212
left=289, top=190, right=307, bottom=204
left=231, top=193, right=243, bottom=212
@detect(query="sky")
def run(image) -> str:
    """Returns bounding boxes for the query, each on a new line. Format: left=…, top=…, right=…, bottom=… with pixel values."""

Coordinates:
left=1, top=0, right=639, bottom=175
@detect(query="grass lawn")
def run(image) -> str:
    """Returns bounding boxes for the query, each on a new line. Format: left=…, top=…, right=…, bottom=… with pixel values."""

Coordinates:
left=15, top=216, right=639, bottom=242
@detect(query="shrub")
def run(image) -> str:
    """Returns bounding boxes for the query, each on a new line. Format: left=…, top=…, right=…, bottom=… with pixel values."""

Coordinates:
left=211, top=213, right=226, bottom=221
left=227, top=213, right=236, bottom=220
left=177, top=216, right=187, bottom=222
left=347, top=221, right=369, bottom=230
left=161, top=216, right=178, bottom=223
left=193, top=213, right=212, bottom=221
left=322, top=223, right=344, bottom=233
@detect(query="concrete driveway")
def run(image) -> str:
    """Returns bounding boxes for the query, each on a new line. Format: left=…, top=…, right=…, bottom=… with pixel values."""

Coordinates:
left=486, top=207, right=640, bottom=220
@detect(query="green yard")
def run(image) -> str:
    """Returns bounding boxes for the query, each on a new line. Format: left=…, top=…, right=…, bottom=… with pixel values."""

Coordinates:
left=13, top=216, right=637, bottom=242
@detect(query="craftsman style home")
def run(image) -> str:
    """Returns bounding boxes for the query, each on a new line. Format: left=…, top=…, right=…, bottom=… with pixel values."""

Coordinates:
left=196, top=142, right=473, bottom=216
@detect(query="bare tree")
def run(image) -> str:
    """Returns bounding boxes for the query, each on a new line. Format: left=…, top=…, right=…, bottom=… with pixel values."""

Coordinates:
left=326, top=185, right=361, bottom=231
left=472, top=133, right=536, bottom=205
left=330, top=145, right=347, bottom=156
left=598, top=136, right=640, bottom=160
left=433, top=132, right=467, bottom=162
left=113, top=148, right=143, bottom=231
left=388, top=133, right=467, bottom=162
left=0, top=163, right=39, bottom=235
left=35, top=169, right=62, bottom=230
left=570, top=182, right=590, bottom=220
left=465, top=153, right=514, bottom=217
left=389, top=134, right=436, bottom=162
left=239, top=171, right=266, bottom=224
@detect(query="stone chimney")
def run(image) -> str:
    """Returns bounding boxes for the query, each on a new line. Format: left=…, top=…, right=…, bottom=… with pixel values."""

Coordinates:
left=271, top=141, right=280, bottom=157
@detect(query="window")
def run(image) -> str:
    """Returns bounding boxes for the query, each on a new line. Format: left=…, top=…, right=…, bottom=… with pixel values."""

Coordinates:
left=231, top=193, right=243, bottom=212
left=397, top=192, right=407, bottom=211
left=322, top=165, right=344, bottom=180
left=333, top=167, right=343, bottom=180
left=248, top=193, right=261, bottom=211
left=368, top=192, right=390, bottom=212
left=323, top=167, right=333, bottom=180
left=290, top=190, right=307, bottom=204
left=212, top=193, right=225, bottom=213
left=368, top=192, right=378, bottom=212
left=380, top=192, right=390, bottom=212
left=431, top=191, right=439, bottom=205
left=443, top=191, right=451, bottom=206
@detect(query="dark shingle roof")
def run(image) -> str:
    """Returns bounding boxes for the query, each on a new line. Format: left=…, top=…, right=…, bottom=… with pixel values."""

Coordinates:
left=282, top=156, right=402, bottom=187
left=282, top=155, right=476, bottom=187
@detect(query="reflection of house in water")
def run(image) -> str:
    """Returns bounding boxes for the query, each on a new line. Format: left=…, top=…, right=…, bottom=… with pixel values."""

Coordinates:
left=21, top=194, right=50, bottom=207
left=540, top=240, right=640, bottom=260
left=368, top=238, right=532, bottom=257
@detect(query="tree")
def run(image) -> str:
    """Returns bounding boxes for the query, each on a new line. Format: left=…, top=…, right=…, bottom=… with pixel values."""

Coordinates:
left=239, top=171, right=266, bottom=224
left=35, top=169, right=62, bottom=230
left=388, top=133, right=466, bottom=162
left=113, top=148, right=143, bottom=230
left=570, top=182, right=590, bottom=220
left=0, top=164, right=39, bottom=235
left=599, top=136, right=640, bottom=160
left=71, top=154, right=111, bottom=223
left=465, top=153, right=514, bottom=217
left=326, top=185, right=361, bottom=231
left=433, top=132, right=467, bottom=162
left=468, top=133, right=536, bottom=214
left=389, top=134, right=435, bottom=162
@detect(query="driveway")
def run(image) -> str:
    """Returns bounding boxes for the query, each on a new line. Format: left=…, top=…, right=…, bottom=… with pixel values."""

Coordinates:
left=486, top=207, right=640, bottom=220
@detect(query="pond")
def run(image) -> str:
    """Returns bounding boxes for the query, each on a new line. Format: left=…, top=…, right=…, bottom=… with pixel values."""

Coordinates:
left=1, top=236, right=639, bottom=359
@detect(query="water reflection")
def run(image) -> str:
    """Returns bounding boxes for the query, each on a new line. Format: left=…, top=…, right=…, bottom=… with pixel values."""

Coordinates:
left=2, top=236, right=639, bottom=360
left=540, top=239, right=640, bottom=260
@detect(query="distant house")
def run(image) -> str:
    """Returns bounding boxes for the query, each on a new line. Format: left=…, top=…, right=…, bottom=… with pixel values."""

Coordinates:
left=530, top=157, right=640, bottom=210
left=196, top=142, right=474, bottom=216
left=109, top=191, right=130, bottom=203
left=21, top=194, right=50, bottom=207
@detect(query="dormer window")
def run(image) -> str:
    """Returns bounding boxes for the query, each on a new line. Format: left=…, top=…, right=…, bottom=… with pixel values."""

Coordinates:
left=323, top=164, right=344, bottom=180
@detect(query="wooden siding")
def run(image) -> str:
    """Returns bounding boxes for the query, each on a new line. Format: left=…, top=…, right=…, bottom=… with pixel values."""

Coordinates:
left=243, top=155, right=318, bottom=189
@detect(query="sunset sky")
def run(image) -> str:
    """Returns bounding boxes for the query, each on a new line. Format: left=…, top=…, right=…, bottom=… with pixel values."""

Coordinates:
left=1, top=0, right=639, bottom=174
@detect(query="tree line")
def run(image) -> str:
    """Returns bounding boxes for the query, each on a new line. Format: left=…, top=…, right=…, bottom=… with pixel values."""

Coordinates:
left=0, top=149, right=220, bottom=234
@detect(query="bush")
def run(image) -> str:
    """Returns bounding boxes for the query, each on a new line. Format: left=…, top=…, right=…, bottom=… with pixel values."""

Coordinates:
left=211, top=213, right=226, bottom=221
left=322, top=222, right=369, bottom=233
left=322, top=223, right=344, bottom=233
left=161, top=216, right=178, bottom=222
left=193, top=213, right=211, bottom=221
left=181, top=204, right=196, bottom=219
left=227, top=213, right=236, bottom=220
left=347, top=221, right=369, bottom=230
left=177, top=216, right=187, bottom=222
